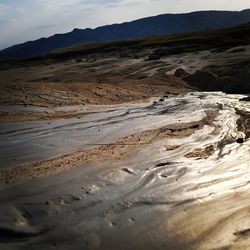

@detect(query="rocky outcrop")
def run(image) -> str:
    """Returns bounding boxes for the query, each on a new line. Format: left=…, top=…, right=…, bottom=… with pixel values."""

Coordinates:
left=183, top=64, right=250, bottom=94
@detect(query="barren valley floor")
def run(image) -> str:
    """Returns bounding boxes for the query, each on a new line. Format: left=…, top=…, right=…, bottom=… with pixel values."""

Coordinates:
left=1, top=39, right=250, bottom=249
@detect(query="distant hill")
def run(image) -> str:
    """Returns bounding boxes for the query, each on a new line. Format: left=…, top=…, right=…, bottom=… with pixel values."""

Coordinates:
left=49, top=22, right=250, bottom=60
left=1, top=9, right=250, bottom=59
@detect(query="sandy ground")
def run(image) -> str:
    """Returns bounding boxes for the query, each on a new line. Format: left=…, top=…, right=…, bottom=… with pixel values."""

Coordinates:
left=1, top=45, right=250, bottom=123
left=0, top=80, right=188, bottom=122
left=0, top=92, right=250, bottom=250
left=0, top=45, right=250, bottom=249
left=0, top=110, right=217, bottom=189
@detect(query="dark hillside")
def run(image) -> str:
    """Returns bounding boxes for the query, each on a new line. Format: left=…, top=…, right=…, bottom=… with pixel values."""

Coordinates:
left=1, top=9, right=250, bottom=59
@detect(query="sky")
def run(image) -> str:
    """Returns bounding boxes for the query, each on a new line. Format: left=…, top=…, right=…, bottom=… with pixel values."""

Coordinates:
left=0, top=0, right=250, bottom=50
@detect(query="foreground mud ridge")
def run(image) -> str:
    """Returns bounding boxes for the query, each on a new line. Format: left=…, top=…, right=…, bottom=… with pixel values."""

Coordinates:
left=0, top=92, right=250, bottom=249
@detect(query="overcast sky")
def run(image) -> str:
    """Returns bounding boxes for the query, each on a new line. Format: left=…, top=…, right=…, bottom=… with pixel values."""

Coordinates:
left=0, top=0, right=250, bottom=50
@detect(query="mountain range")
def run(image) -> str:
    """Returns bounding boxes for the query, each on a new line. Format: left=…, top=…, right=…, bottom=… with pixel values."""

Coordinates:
left=1, top=9, right=250, bottom=60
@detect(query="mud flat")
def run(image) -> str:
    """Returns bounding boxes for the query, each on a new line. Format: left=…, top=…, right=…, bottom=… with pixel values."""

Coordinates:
left=0, top=92, right=250, bottom=249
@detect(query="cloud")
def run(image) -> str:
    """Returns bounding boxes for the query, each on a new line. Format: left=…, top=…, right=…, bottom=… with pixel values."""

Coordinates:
left=36, top=24, right=61, bottom=30
left=38, top=0, right=83, bottom=10
left=0, top=19, right=11, bottom=24
left=0, top=0, right=250, bottom=50
left=0, top=4, right=9, bottom=15
left=120, top=0, right=153, bottom=5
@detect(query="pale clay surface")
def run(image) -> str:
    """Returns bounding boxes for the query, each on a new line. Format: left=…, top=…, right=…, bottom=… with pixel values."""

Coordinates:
left=0, top=92, right=250, bottom=250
